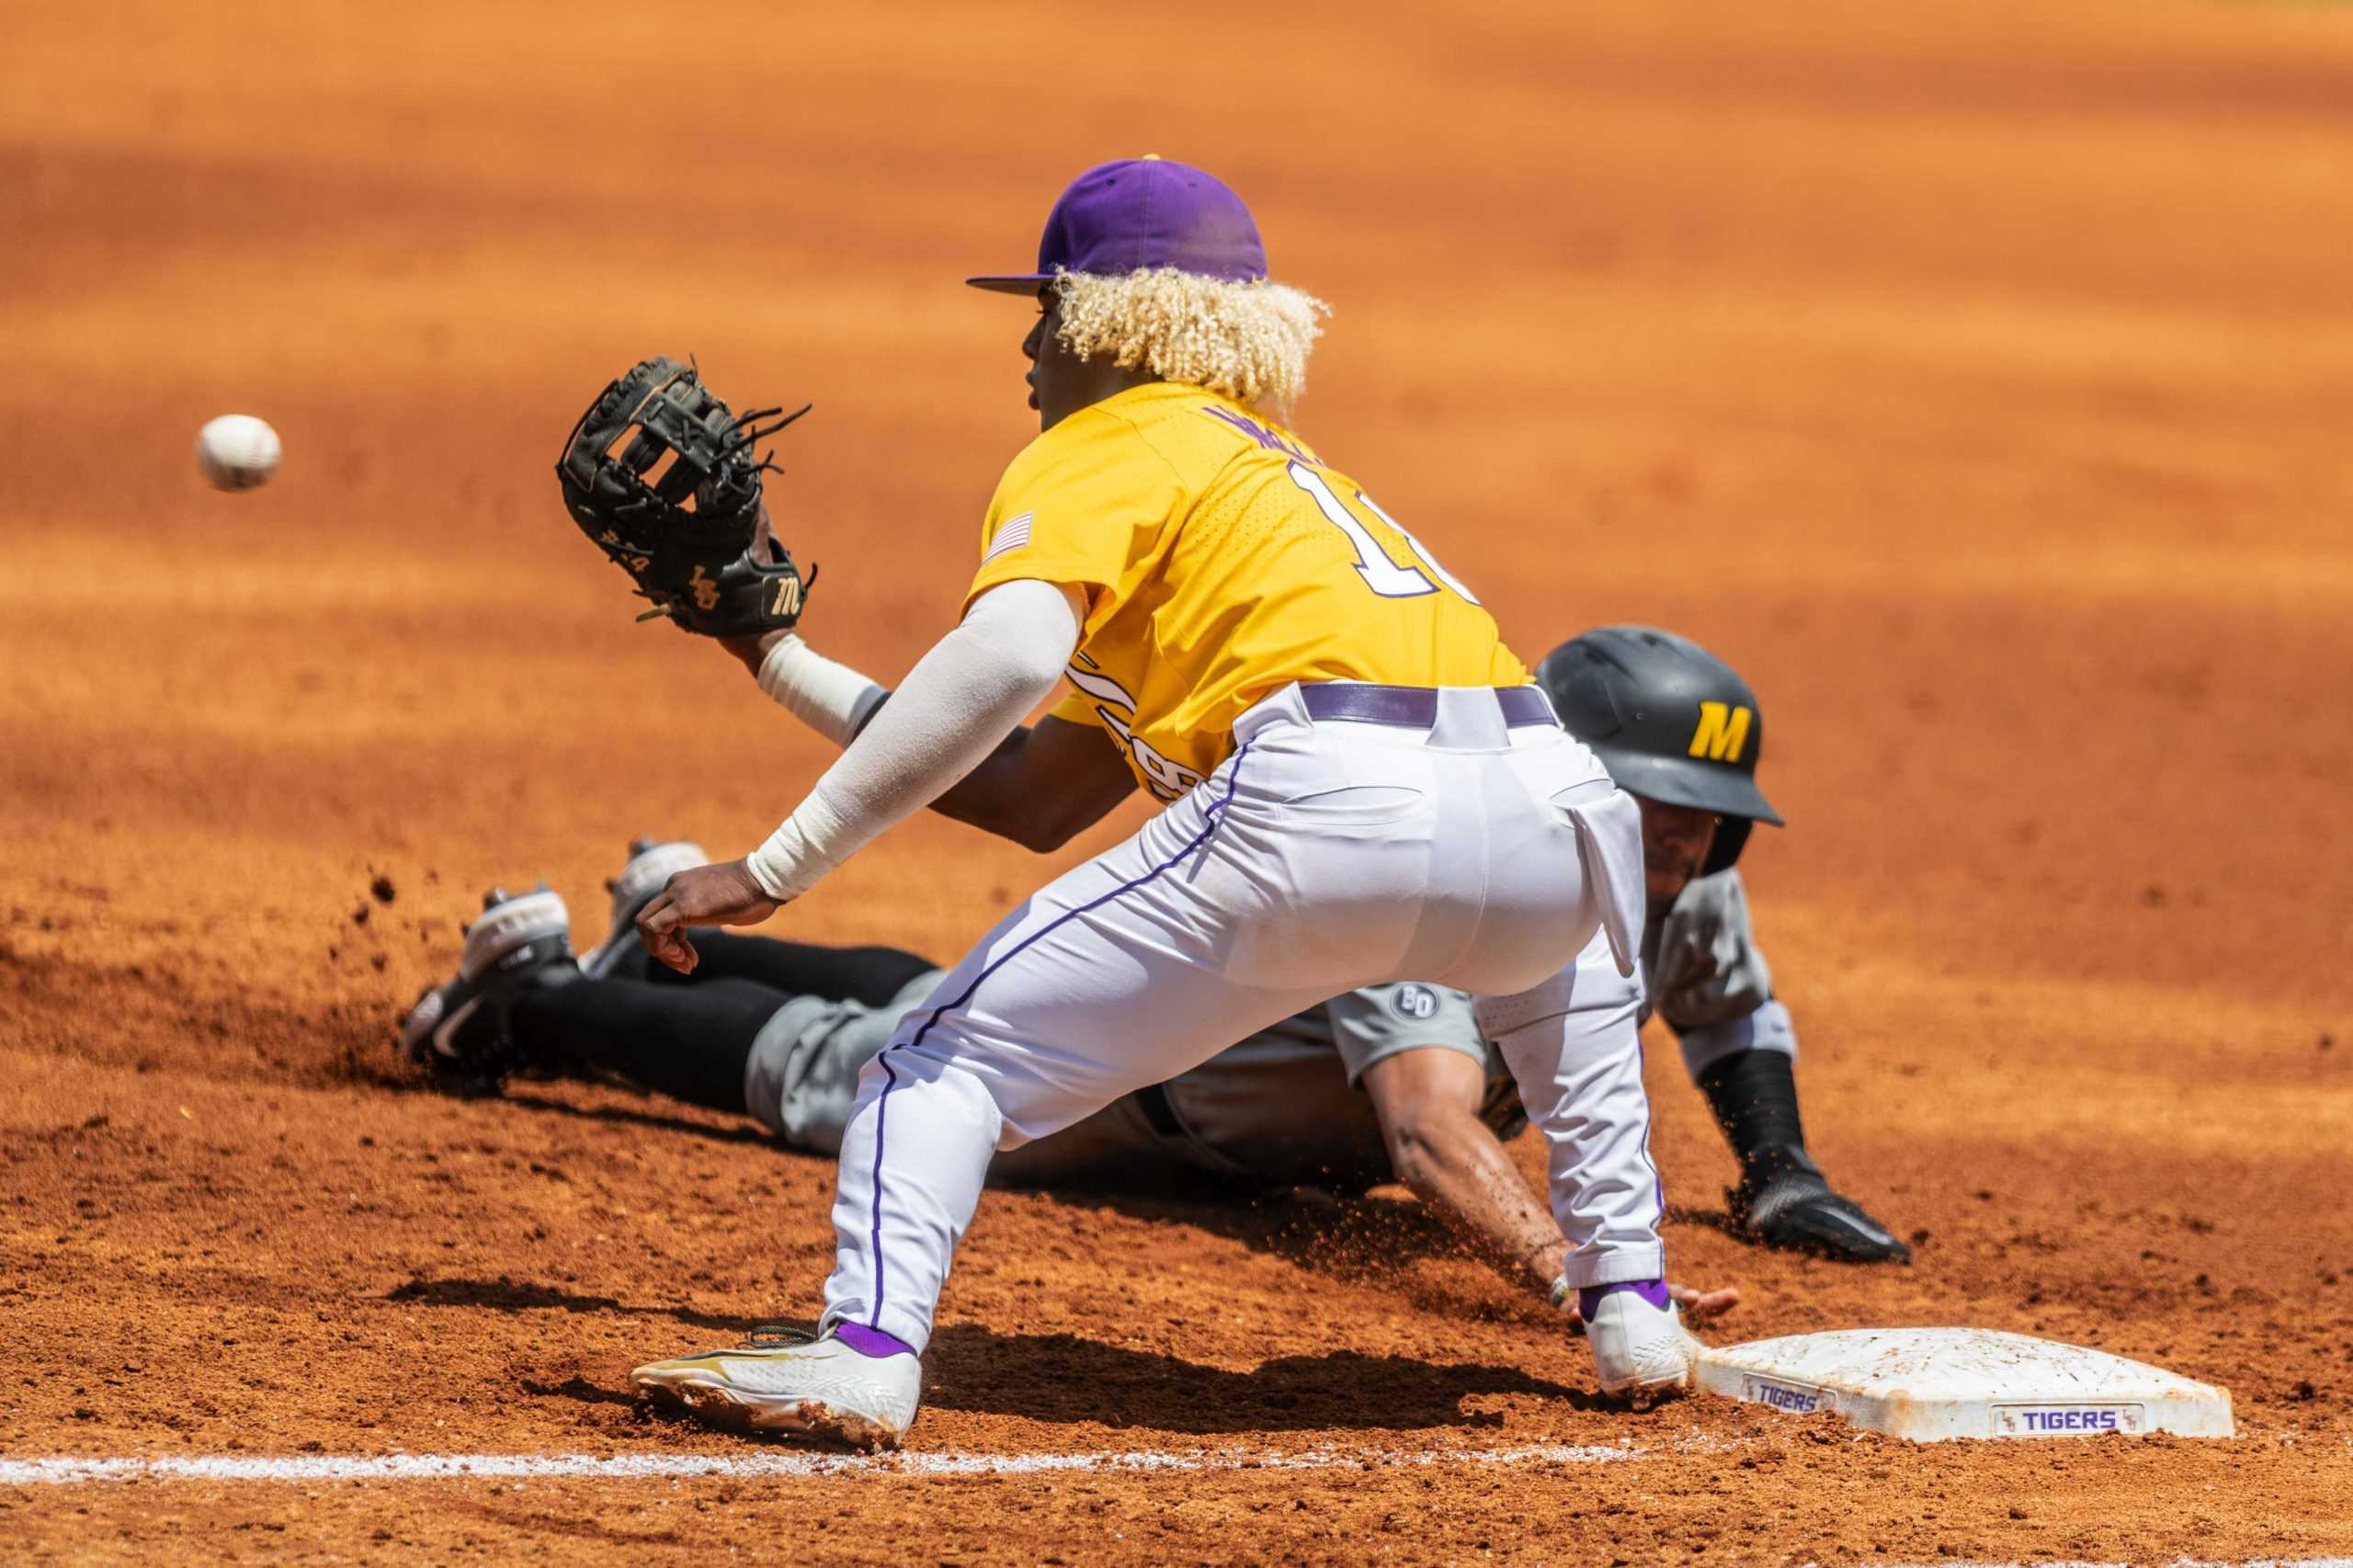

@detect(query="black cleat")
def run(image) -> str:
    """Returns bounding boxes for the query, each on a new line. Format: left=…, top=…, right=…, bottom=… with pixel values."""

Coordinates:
left=1729, top=1166, right=1911, bottom=1264
left=397, top=887, right=577, bottom=1095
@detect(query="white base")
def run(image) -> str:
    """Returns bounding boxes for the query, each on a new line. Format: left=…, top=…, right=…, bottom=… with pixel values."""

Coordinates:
left=1693, top=1328, right=2234, bottom=1442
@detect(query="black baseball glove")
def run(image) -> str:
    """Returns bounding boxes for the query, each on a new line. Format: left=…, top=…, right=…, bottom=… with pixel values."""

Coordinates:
left=555, top=356, right=814, bottom=637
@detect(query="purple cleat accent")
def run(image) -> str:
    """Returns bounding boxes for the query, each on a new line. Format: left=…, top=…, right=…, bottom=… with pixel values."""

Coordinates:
left=1580, top=1278, right=1673, bottom=1321
left=834, top=1322, right=917, bottom=1360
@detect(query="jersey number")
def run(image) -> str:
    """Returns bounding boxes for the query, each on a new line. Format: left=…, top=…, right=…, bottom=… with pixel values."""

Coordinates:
left=1287, top=461, right=1482, bottom=606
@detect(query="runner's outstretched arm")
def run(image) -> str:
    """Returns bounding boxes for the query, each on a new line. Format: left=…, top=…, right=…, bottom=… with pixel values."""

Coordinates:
left=1362, top=1048, right=1738, bottom=1323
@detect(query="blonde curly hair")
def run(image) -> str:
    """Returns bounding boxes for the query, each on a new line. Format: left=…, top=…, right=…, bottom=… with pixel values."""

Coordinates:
left=1053, top=267, right=1331, bottom=415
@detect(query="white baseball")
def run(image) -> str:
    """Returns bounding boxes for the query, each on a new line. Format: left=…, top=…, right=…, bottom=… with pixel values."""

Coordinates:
left=196, top=415, right=281, bottom=492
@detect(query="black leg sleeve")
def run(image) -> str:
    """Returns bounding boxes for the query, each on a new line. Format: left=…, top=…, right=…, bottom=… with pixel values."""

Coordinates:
left=511, top=975, right=784, bottom=1116
left=650, top=932, right=938, bottom=1007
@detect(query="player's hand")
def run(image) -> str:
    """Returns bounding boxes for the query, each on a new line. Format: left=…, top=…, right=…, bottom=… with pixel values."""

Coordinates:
left=718, top=506, right=801, bottom=676
left=1572, top=1280, right=1741, bottom=1327
left=635, top=859, right=782, bottom=973
left=1670, top=1281, right=1740, bottom=1323
left=1566, top=1280, right=1741, bottom=1331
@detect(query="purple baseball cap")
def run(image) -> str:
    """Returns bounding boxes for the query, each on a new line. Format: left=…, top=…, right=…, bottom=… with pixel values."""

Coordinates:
left=967, top=157, right=1267, bottom=294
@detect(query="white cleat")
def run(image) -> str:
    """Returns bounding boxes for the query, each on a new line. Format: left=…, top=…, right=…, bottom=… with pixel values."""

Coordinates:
left=1586, top=1289, right=1707, bottom=1409
left=578, top=838, right=708, bottom=980
left=631, top=1330, right=923, bottom=1450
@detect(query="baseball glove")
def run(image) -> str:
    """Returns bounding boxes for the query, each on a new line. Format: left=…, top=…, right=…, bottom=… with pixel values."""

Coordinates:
left=555, top=356, right=814, bottom=637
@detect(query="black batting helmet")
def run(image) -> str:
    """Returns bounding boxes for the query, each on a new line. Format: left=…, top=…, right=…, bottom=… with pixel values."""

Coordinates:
left=1534, top=625, right=1783, bottom=876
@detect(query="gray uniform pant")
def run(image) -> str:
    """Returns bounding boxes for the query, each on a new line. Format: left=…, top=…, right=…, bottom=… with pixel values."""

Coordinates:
left=743, top=970, right=1520, bottom=1191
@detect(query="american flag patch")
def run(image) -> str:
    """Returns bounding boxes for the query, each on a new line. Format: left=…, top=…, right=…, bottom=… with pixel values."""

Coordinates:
left=983, top=511, right=1034, bottom=563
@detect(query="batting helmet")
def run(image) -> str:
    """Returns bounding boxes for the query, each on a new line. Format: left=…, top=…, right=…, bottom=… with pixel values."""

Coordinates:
left=1534, top=626, right=1783, bottom=876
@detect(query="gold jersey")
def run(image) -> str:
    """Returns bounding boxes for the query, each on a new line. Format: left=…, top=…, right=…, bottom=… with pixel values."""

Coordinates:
left=964, top=382, right=1527, bottom=800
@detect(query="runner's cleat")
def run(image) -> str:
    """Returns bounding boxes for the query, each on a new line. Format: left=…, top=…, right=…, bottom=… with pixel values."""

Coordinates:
left=1730, top=1167, right=1912, bottom=1265
left=579, top=838, right=709, bottom=981
left=397, top=887, right=577, bottom=1095
left=632, top=1326, right=923, bottom=1450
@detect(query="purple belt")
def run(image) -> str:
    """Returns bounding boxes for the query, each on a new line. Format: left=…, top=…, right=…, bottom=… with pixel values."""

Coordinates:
left=1299, top=683, right=1557, bottom=731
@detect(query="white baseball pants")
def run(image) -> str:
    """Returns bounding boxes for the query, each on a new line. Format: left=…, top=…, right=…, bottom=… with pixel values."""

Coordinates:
left=1476, top=930, right=1670, bottom=1291
left=818, top=682, right=1657, bottom=1352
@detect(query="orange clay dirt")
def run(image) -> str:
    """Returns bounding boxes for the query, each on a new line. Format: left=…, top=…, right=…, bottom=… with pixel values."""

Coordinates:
left=3, top=1, right=2350, bottom=1561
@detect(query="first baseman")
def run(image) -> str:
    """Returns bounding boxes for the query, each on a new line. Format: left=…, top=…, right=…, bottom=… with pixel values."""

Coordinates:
left=611, top=157, right=1687, bottom=1446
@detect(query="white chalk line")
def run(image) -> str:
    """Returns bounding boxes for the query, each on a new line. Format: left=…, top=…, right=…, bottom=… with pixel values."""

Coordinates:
left=0, top=1441, right=1640, bottom=1487
left=8, top=1455, right=2342, bottom=1568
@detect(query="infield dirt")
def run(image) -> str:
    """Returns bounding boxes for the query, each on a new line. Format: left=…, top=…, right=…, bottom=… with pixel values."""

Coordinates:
left=3, top=0, right=2350, bottom=1561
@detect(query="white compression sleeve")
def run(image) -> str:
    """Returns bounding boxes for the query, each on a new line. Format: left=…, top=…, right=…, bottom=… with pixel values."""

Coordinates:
left=756, top=633, right=890, bottom=747
left=744, top=578, right=1081, bottom=902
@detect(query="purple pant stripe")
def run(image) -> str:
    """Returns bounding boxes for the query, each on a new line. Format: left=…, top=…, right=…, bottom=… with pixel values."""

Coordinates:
left=863, top=741, right=1256, bottom=1331
left=866, top=1051, right=899, bottom=1327
left=1639, top=1081, right=1666, bottom=1271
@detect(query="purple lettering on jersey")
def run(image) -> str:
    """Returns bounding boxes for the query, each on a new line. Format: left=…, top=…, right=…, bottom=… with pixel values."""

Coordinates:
left=1198, top=403, right=1314, bottom=464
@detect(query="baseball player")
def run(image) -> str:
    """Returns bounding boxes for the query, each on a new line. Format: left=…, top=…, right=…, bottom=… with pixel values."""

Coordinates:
left=1535, top=627, right=1909, bottom=1264
left=601, top=157, right=1689, bottom=1446
left=407, top=626, right=1895, bottom=1272
left=404, top=842, right=1742, bottom=1324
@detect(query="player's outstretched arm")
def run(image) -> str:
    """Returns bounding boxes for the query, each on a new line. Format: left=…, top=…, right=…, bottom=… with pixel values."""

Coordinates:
left=724, top=626, right=1135, bottom=852
left=1362, top=1047, right=1565, bottom=1295
left=639, top=579, right=1086, bottom=971
left=1360, top=1047, right=1739, bottom=1323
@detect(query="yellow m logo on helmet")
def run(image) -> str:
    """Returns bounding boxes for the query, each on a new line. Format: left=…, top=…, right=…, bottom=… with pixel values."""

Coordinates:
left=1688, top=701, right=1753, bottom=763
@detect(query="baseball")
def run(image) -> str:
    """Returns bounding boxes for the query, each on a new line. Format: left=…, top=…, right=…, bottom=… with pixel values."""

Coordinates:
left=195, top=415, right=281, bottom=492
